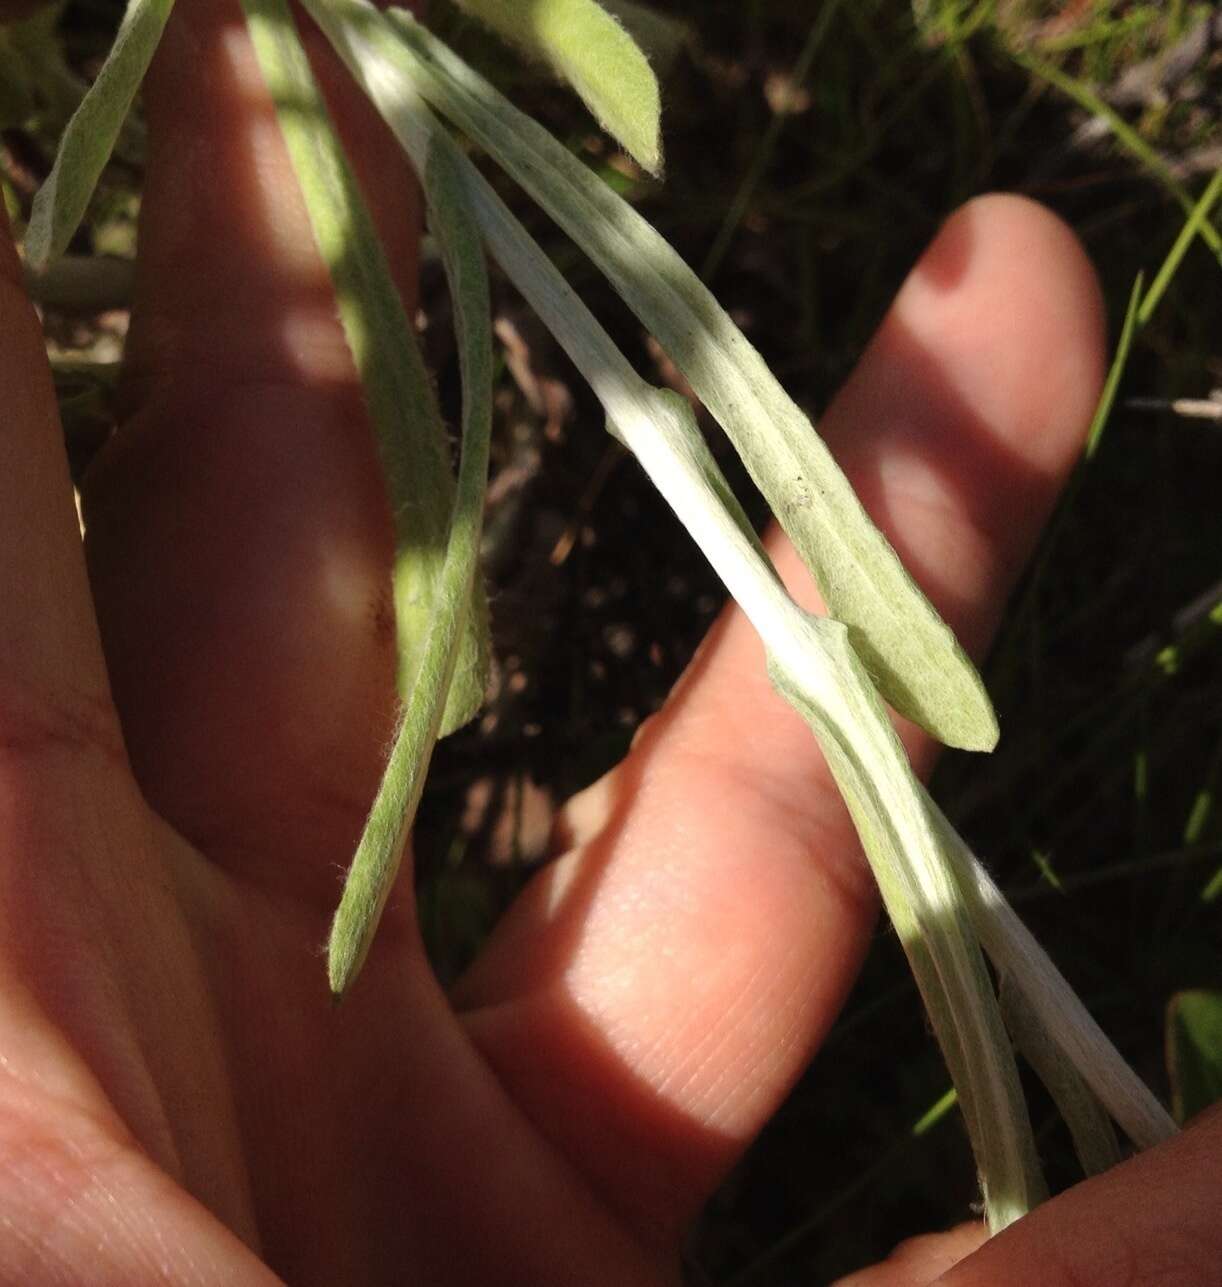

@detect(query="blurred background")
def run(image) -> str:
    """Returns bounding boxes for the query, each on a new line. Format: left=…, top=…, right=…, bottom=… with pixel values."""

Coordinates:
left=4, top=1, right=1220, bottom=1281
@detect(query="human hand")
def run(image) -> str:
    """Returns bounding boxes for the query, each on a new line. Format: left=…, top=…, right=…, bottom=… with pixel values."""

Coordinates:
left=5, top=1, right=1198, bottom=1283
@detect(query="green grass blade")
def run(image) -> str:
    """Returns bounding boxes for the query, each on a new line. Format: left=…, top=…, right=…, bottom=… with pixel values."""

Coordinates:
left=701, top=0, right=846, bottom=282
left=1166, top=990, right=1222, bottom=1123
left=1084, top=272, right=1143, bottom=460
left=327, top=123, right=495, bottom=999
left=372, top=1, right=998, bottom=752
left=1014, top=50, right=1222, bottom=264
left=1202, top=865, right=1222, bottom=904
left=451, top=0, right=662, bottom=175
left=912, top=1087, right=958, bottom=1137
left=25, top=0, right=173, bottom=270
left=240, top=0, right=487, bottom=736
left=1138, top=169, right=1222, bottom=327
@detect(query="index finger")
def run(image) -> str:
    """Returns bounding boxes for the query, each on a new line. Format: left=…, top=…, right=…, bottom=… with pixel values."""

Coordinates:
left=0, top=207, right=116, bottom=738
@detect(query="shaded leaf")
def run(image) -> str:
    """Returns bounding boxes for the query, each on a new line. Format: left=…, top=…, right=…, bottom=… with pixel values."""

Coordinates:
left=26, top=0, right=173, bottom=270
left=1167, top=989, right=1222, bottom=1123
left=1002, top=975, right=1122, bottom=1177
left=242, top=0, right=488, bottom=735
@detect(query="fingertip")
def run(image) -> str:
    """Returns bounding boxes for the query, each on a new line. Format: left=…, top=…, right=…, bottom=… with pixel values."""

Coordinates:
left=897, top=192, right=1106, bottom=475
left=815, top=192, right=1106, bottom=657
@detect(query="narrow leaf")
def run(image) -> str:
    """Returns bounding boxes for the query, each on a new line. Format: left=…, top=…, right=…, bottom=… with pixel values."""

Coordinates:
left=240, top=0, right=487, bottom=735
left=1001, top=976, right=1122, bottom=1177
left=1138, top=169, right=1222, bottom=327
left=383, top=5, right=999, bottom=752
left=770, top=623, right=1044, bottom=1231
left=928, top=794, right=1178, bottom=1150
left=1167, top=989, right=1222, bottom=1124
left=328, top=125, right=495, bottom=999
left=26, top=0, right=173, bottom=270
left=1084, top=273, right=1143, bottom=461
left=451, top=0, right=662, bottom=175
left=1013, top=50, right=1222, bottom=264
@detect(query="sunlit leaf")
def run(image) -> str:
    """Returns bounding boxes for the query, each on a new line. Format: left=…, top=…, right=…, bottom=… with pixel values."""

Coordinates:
left=384, top=5, right=1000, bottom=752
left=452, top=0, right=662, bottom=174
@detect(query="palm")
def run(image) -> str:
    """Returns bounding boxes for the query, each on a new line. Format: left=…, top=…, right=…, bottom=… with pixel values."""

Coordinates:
left=0, top=1, right=1107, bottom=1283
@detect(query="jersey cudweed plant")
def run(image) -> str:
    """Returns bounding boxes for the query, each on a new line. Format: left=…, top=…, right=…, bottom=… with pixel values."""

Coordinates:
left=25, top=0, right=1177, bottom=1236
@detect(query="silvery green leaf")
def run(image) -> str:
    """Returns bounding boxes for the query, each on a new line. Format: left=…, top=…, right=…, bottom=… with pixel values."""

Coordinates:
left=769, top=620, right=1044, bottom=1231
left=381, top=5, right=998, bottom=753
left=26, top=0, right=173, bottom=270
left=451, top=0, right=662, bottom=175
left=927, top=793, right=1177, bottom=1150
left=327, top=118, right=495, bottom=999
left=1001, top=976, right=1122, bottom=1177
left=241, top=0, right=487, bottom=735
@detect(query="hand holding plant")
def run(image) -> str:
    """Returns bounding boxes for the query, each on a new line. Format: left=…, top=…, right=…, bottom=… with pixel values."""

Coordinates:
left=2, top=0, right=1218, bottom=1283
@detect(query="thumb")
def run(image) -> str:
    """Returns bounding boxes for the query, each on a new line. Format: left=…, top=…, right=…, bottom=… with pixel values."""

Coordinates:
left=836, top=1106, right=1222, bottom=1286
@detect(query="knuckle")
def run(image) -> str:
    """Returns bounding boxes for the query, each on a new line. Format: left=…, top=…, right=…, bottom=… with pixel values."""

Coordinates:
left=0, top=1094, right=137, bottom=1279
left=0, top=681, right=124, bottom=771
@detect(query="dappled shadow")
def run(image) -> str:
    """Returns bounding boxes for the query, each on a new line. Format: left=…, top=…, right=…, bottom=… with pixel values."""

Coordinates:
left=449, top=197, right=1097, bottom=1272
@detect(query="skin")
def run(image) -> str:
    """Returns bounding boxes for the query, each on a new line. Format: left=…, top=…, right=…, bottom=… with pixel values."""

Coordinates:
left=2, top=0, right=1220, bottom=1282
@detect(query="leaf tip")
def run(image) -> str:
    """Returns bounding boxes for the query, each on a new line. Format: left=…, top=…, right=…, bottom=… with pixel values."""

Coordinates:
left=326, top=911, right=368, bottom=1002
left=955, top=703, right=1000, bottom=754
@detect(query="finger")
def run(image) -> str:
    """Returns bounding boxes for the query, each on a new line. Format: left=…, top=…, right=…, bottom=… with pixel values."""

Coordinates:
left=832, top=1224, right=988, bottom=1287
left=934, top=1105, right=1222, bottom=1286
left=80, top=0, right=422, bottom=896
left=456, top=195, right=1106, bottom=1243
left=0, top=207, right=117, bottom=742
left=0, top=983, right=278, bottom=1285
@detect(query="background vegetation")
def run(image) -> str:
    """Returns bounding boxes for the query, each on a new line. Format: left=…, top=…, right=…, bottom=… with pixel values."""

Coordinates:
left=4, top=0, right=1220, bottom=1282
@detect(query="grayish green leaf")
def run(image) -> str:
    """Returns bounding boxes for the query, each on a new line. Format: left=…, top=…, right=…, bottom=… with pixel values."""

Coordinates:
left=771, top=625, right=1044, bottom=1231
left=1001, top=976, right=1122, bottom=1177
left=380, top=5, right=998, bottom=752
left=26, top=0, right=172, bottom=270
left=929, top=795, right=1178, bottom=1150
left=241, top=0, right=487, bottom=735
left=326, top=121, right=495, bottom=999
left=596, top=0, right=689, bottom=74
left=451, top=0, right=662, bottom=174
